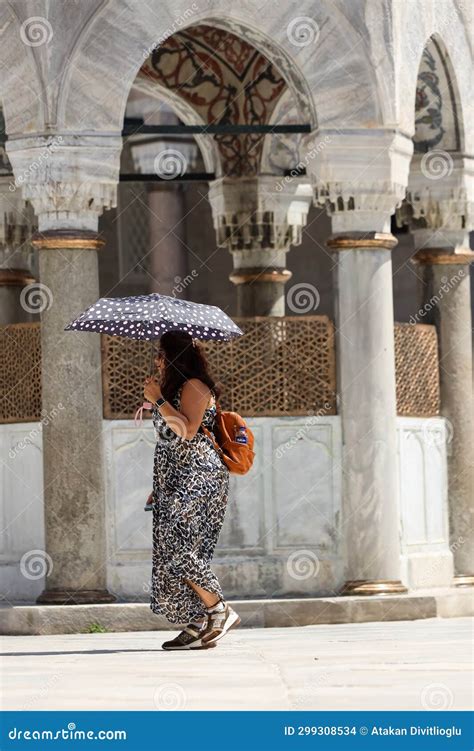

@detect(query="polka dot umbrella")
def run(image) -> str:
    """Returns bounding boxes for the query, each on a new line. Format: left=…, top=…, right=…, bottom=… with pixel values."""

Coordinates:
left=64, top=293, right=244, bottom=342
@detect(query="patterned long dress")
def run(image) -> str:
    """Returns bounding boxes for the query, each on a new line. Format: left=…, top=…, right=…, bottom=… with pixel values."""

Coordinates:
left=150, top=384, right=229, bottom=624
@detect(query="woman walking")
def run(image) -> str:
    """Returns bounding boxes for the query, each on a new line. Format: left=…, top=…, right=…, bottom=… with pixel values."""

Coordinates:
left=144, top=330, right=240, bottom=650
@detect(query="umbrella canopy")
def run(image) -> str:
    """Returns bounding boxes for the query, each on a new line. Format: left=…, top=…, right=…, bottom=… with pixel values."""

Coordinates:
left=64, top=293, right=243, bottom=342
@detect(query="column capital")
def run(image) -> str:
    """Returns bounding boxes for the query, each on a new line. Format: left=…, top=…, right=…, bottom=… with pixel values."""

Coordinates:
left=400, top=153, right=473, bottom=229
left=6, top=134, right=121, bottom=232
left=0, top=178, right=36, bottom=281
left=130, top=137, right=201, bottom=179
left=305, top=129, right=413, bottom=233
left=208, top=176, right=313, bottom=252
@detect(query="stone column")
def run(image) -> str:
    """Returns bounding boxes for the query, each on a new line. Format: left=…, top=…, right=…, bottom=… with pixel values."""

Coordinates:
left=230, top=247, right=292, bottom=317
left=129, top=104, right=199, bottom=296
left=308, top=129, right=413, bottom=594
left=7, top=134, right=121, bottom=604
left=328, top=231, right=405, bottom=593
left=147, top=185, right=187, bottom=296
left=399, top=153, right=474, bottom=585
left=416, top=249, right=474, bottom=585
left=208, top=177, right=312, bottom=316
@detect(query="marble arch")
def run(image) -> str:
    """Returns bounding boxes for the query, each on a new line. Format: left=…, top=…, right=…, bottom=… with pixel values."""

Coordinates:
left=0, top=1, right=387, bottom=138
left=393, top=0, right=471, bottom=149
left=413, top=35, right=463, bottom=153
left=133, top=23, right=303, bottom=178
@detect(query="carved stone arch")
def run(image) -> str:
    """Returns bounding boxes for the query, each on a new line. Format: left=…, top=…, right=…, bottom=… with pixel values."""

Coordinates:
left=194, top=16, right=316, bottom=128
left=56, top=5, right=317, bottom=135
left=260, top=89, right=304, bottom=176
left=413, top=34, right=463, bottom=154
left=129, top=78, right=218, bottom=174
left=135, top=22, right=311, bottom=178
left=0, top=5, right=46, bottom=134
left=396, top=31, right=471, bottom=240
left=54, top=1, right=386, bottom=137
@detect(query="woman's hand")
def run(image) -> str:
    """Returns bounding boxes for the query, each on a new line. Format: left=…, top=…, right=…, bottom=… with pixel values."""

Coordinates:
left=144, top=376, right=162, bottom=404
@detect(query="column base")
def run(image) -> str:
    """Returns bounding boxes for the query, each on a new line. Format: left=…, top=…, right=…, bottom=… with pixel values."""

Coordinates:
left=454, top=575, right=474, bottom=587
left=36, top=589, right=117, bottom=605
left=341, top=579, right=408, bottom=596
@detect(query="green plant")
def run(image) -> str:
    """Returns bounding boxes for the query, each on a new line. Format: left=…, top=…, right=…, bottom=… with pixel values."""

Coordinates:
left=83, top=622, right=108, bottom=633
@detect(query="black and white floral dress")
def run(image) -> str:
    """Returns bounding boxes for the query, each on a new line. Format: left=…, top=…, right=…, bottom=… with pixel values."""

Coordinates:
left=150, top=384, right=229, bottom=624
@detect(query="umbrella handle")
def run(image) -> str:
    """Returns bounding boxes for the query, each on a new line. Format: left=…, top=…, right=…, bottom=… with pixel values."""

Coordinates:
left=149, top=347, right=155, bottom=376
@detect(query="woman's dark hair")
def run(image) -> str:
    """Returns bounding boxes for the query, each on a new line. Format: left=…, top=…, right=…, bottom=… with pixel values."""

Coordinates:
left=158, top=331, right=221, bottom=402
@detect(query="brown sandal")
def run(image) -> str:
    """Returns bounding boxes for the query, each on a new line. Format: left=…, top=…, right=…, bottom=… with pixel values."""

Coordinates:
left=202, top=602, right=241, bottom=644
left=162, top=624, right=217, bottom=650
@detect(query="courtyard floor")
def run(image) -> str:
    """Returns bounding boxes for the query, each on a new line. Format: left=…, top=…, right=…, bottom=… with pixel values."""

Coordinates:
left=1, top=616, right=472, bottom=711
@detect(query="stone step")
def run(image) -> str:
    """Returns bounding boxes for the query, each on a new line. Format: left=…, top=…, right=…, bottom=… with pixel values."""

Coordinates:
left=1, top=587, right=472, bottom=635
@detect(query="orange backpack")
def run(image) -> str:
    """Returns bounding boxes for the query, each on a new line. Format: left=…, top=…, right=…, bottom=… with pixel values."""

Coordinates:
left=201, top=405, right=255, bottom=475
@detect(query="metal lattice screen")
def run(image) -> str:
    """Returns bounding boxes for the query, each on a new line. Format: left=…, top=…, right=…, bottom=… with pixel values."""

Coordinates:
left=0, top=323, right=41, bottom=423
left=201, top=317, right=336, bottom=416
left=101, top=316, right=337, bottom=418
left=394, top=323, right=440, bottom=416
left=0, top=320, right=441, bottom=422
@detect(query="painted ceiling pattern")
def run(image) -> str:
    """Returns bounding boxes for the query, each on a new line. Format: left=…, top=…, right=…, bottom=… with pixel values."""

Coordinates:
left=414, top=42, right=458, bottom=153
left=139, top=24, right=287, bottom=176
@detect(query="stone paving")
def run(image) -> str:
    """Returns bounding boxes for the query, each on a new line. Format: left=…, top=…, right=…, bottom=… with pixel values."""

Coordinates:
left=2, top=617, right=472, bottom=711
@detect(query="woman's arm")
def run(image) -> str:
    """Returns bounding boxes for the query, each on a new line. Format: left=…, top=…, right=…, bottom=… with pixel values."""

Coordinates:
left=144, top=377, right=211, bottom=440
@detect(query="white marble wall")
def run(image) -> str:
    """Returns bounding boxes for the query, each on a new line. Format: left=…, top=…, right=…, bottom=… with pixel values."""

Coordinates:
left=0, top=416, right=453, bottom=602
left=398, top=417, right=453, bottom=588
left=0, top=422, right=45, bottom=602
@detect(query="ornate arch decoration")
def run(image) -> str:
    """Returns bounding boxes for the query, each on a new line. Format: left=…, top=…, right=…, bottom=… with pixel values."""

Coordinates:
left=413, top=35, right=463, bottom=154
left=138, top=23, right=303, bottom=177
